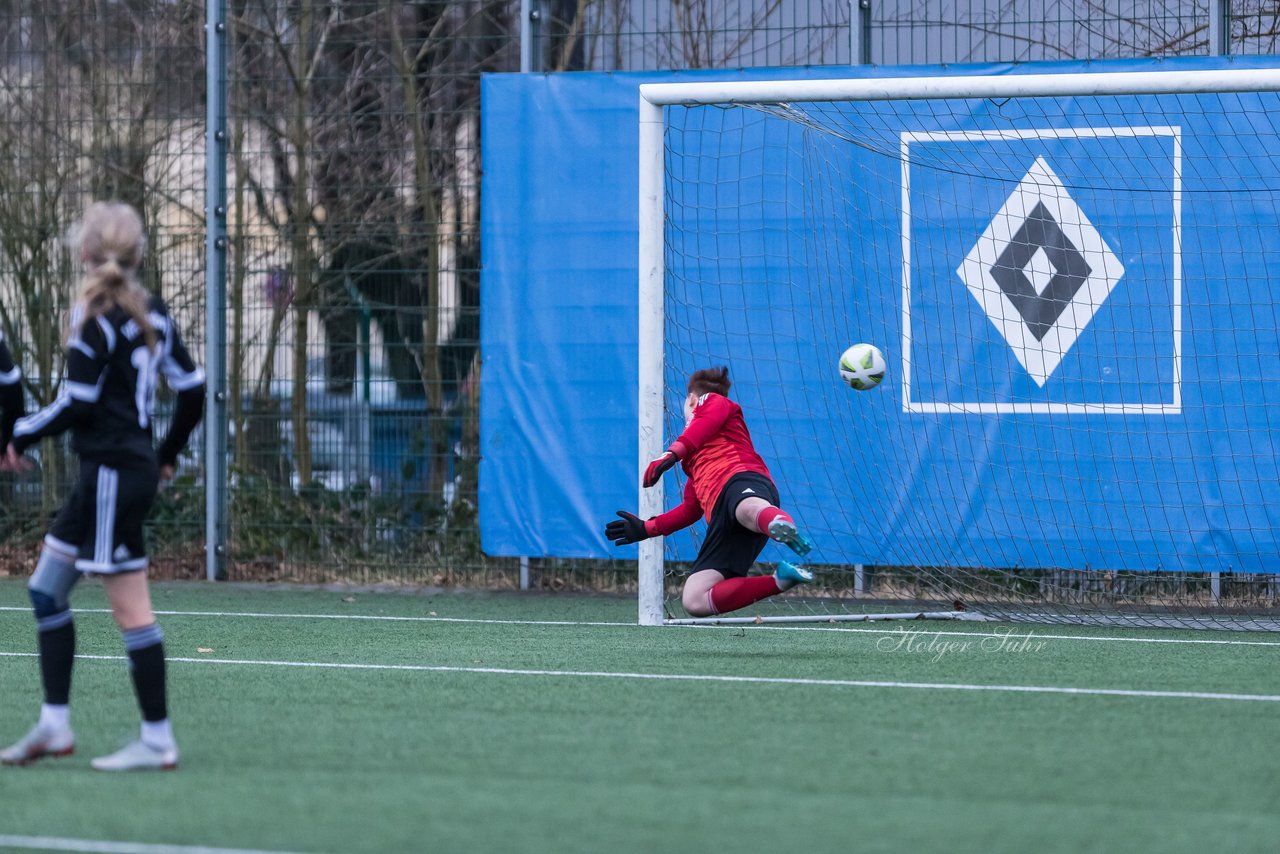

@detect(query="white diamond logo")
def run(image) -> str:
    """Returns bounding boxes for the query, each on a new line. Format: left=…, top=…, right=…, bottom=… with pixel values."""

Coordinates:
left=1024, top=246, right=1055, bottom=295
left=957, top=156, right=1125, bottom=387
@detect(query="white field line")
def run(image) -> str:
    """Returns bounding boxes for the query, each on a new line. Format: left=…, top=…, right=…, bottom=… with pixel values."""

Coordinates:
left=0, top=834, right=312, bottom=854
left=2, top=606, right=1279, bottom=648
left=0, top=650, right=1276, bottom=704
left=704, top=623, right=1280, bottom=647
left=0, top=606, right=634, bottom=628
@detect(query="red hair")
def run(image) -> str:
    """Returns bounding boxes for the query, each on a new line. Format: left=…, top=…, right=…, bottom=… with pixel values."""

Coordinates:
left=687, top=366, right=730, bottom=397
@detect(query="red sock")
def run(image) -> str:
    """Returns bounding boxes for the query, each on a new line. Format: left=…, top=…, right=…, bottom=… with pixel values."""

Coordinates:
left=755, top=505, right=791, bottom=533
left=709, top=575, right=782, bottom=614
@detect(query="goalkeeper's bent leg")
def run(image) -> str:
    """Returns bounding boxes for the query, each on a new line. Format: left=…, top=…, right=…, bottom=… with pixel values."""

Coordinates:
left=687, top=564, right=815, bottom=616
left=683, top=569, right=723, bottom=616
left=735, top=498, right=814, bottom=556
left=706, top=575, right=782, bottom=614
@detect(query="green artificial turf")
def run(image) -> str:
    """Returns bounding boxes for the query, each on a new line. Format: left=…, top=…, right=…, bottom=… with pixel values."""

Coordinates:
left=0, top=578, right=1277, bottom=854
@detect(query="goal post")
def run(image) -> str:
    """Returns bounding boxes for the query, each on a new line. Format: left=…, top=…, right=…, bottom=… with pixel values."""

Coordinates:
left=637, top=93, right=666, bottom=627
left=638, top=66, right=1280, bottom=630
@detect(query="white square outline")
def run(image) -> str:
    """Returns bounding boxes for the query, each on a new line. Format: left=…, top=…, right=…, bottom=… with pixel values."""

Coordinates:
left=900, top=126, right=1182, bottom=415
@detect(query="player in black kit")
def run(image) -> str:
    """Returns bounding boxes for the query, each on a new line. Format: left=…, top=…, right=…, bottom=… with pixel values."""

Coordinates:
left=0, top=201, right=205, bottom=772
left=0, top=327, right=22, bottom=451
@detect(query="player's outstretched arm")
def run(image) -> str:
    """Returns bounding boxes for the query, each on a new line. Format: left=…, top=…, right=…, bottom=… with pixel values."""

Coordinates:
left=642, top=450, right=678, bottom=487
left=605, top=511, right=649, bottom=546
left=606, top=482, right=702, bottom=546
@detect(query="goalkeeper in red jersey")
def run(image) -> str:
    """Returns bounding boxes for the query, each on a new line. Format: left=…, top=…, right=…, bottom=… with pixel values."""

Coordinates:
left=606, top=366, right=814, bottom=617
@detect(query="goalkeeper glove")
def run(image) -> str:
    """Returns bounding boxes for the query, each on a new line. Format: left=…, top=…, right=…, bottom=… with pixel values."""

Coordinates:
left=642, top=450, right=679, bottom=488
left=606, top=510, right=650, bottom=546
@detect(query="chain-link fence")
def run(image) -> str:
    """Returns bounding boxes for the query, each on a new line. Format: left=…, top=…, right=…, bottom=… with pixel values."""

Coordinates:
left=866, top=0, right=1279, bottom=62
left=0, top=1, right=1275, bottom=585
left=527, top=1, right=1279, bottom=69
left=0, top=2, right=512, bottom=584
left=211, top=2, right=509, bottom=583
left=0, top=2, right=208, bottom=574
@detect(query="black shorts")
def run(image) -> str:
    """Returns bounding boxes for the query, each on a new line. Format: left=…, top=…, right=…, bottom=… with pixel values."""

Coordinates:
left=691, top=471, right=780, bottom=578
left=46, top=458, right=159, bottom=574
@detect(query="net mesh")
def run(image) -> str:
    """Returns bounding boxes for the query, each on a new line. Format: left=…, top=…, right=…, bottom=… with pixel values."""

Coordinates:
left=659, top=90, right=1280, bottom=630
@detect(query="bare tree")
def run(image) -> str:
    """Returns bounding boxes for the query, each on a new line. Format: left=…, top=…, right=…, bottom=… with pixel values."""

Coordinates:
left=0, top=0, right=201, bottom=511
left=557, top=0, right=841, bottom=70
left=0, top=55, right=77, bottom=512
left=225, top=1, right=511, bottom=511
left=230, top=0, right=350, bottom=486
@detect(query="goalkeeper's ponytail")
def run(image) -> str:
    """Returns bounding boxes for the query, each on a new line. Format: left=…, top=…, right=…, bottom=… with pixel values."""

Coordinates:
left=687, top=366, right=731, bottom=397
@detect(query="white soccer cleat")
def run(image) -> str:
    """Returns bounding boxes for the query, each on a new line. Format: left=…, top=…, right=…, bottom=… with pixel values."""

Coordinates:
left=91, top=739, right=178, bottom=772
left=0, top=723, right=76, bottom=766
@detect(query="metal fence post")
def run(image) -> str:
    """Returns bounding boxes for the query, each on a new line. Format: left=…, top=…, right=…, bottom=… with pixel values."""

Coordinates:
left=518, top=0, right=538, bottom=586
left=851, top=0, right=871, bottom=64
left=205, top=0, right=229, bottom=581
left=520, top=0, right=537, bottom=73
left=1208, top=0, right=1230, bottom=55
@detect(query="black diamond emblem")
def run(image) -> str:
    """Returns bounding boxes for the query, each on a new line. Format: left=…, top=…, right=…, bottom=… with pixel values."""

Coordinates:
left=987, top=202, right=1093, bottom=342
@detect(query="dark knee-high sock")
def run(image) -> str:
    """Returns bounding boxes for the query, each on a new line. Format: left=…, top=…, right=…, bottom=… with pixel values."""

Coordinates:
left=708, top=575, right=782, bottom=614
left=37, top=612, right=76, bottom=708
left=29, top=543, right=81, bottom=729
left=123, top=624, right=168, bottom=726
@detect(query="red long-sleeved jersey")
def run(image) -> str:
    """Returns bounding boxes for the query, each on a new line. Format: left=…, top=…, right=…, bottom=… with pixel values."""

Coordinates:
left=646, top=392, right=772, bottom=536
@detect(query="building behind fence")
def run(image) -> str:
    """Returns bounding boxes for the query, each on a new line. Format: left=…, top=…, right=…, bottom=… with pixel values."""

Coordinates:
left=0, top=1, right=1275, bottom=583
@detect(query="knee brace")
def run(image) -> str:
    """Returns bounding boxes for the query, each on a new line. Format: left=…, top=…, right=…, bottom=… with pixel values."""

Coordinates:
left=28, top=544, right=80, bottom=625
left=29, top=585, right=74, bottom=633
left=29, top=588, right=61, bottom=620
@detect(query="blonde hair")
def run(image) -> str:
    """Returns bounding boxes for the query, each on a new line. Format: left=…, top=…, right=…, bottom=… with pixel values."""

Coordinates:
left=72, top=201, right=154, bottom=347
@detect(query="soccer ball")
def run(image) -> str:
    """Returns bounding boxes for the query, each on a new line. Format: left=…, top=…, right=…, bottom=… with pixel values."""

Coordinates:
left=839, top=343, right=886, bottom=391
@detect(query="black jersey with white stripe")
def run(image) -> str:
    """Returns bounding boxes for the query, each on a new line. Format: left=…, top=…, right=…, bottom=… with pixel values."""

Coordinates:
left=13, top=295, right=205, bottom=465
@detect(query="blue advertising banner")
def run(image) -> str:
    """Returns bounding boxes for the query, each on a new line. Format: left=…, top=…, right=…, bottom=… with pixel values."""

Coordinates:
left=481, top=58, right=1280, bottom=573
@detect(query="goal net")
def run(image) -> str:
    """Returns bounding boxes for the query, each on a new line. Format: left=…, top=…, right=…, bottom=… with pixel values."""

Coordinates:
left=638, top=69, right=1280, bottom=631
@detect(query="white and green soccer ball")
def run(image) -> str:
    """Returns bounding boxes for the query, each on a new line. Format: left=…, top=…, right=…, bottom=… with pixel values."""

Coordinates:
left=839, top=343, right=886, bottom=391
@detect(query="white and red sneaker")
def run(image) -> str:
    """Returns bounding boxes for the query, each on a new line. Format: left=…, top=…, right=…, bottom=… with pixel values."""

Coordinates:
left=91, top=739, right=179, bottom=772
left=0, top=723, right=75, bottom=766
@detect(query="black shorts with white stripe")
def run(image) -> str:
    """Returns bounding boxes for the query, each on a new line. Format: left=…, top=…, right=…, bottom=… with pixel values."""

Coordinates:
left=47, top=457, right=160, bottom=574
